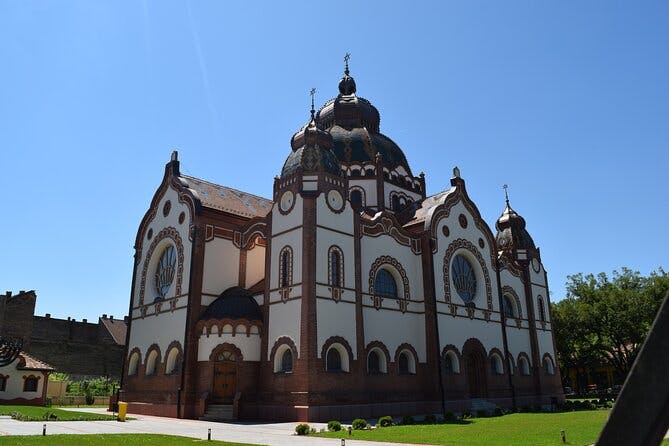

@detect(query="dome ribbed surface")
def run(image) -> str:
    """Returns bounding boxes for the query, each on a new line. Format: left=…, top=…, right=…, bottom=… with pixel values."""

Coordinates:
left=495, top=203, right=536, bottom=250
left=200, top=287, right=263, bottom=322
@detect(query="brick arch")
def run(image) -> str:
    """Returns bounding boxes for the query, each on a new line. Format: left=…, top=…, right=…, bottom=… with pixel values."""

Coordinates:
left=368, top=255, right=411, bottom=312
left=270, top=336, right=298, bottom=373
left=328, top=245, right=345, bottom=288
left=393, top=343, right=418, bottom=375
left=209, top=343, right=244, bottom=362
left=443, top=238, right=493, bottom=310
left=139, top=227, right=185, bottom=306
left=506, top=352, right=516, bottom=375
left=365, top=341, right=391, bottom=374
left=321, top=336, right=354, bottom=361
left=542, top=352, right=556, bottom=375
left=278, top=245, right=293, bottom=289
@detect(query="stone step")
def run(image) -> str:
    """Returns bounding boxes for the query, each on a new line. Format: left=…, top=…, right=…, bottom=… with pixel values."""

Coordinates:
left=201, top=404, right=234, bottom=421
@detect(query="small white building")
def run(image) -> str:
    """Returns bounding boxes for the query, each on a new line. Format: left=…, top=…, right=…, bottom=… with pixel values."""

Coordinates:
left=0, top=352, right=54, bottom=405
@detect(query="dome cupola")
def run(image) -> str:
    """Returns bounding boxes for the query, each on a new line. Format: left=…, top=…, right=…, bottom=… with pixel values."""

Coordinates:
left=281, top=94, right=341, bottom=179
left=495, top=191, right=536, bottom=251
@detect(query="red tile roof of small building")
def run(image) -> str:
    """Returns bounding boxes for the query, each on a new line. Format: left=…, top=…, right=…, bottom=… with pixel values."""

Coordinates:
left=18, top=352, right=55, bottom=371
left=100, top=317, right=127, bottom=346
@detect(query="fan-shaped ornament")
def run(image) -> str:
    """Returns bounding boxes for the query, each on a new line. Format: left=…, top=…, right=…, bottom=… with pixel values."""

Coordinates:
left=154, top=245, right=176, bottom=300
left=452, top=255, right=477, bottom=304
left=0, top=336, right=23, bottom=367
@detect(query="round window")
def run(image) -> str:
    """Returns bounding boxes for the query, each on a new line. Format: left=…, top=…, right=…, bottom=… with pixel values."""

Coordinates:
left=451, top=254, right=477, bottom=304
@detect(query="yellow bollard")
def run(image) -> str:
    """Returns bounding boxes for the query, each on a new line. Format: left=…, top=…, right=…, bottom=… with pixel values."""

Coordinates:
left=117, top=401, right=128, bottom=422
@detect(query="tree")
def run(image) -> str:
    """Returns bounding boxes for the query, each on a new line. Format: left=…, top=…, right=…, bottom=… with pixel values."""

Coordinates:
left=552, top=268, right=669, bottom=388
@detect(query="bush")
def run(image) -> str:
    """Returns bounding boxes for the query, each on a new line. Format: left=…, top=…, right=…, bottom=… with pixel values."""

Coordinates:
left=494, top=408, right=503, bottom=417
left=401, top=415, right=415, bottom=425
left=461, top=410, right=472, bottom=419
left=423, top=414, right=437, bottom=424
left=327, top=420, right=342, bottom=432
left=352, top=418, right=368, bottom=430
left=84, top=390, right=95, bottom=405
left=476, top=410, right=489, bottom=418
left=295, top=423, right=310, bottom=435
left=443, top=411, right=456, bottom=423
left=377, top=415, right=393, bottom=427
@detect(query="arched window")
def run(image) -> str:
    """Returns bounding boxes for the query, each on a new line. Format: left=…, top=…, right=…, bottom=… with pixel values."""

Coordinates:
left=491, top=354, right=504, bottom=375
left=398, top=351, right=416, bottom=375
left=23, top=376, right=38, bottom=392
left=452, top=254, right=477, bottom=304
left=443, top=351, right=460, bottom=374
left=508, top=357, right=515, bottom=375
left=327, top=348, right=342, bottom=372
left=350, top=190, right=363, bottom=210
left=502, top=295, right=516, bottom=319
left=543, top=356, right=555, bottom=375
left=165, top=347, right=181, bottom=375
left=145, top=350, right=159, bottom=376
left=368, top=350, right=381, bottom=374
left=329, top=247, right=343, bottom=287
left=155, top=245, right=176, bottom=300
left=537, top=297, right=546, bottom=322
left=519, top=356, right=530, bottom=376
left=281, top=349, right=293, bottom=373
left=279, top=247, right=292, bottom=288
left=0, top=375, right=7, bottom=391
left=128, top=352, right=140, bottom=376
left=391, top=194, right=400, bottom=211
left=374, top=269, right=398, bottom=298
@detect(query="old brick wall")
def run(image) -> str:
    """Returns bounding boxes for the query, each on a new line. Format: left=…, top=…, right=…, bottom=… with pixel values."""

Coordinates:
left=0, top=291, right=36, bottom=348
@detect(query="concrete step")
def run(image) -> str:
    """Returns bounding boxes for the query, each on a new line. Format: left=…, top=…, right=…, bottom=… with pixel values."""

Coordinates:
left=200, top=404, right=234, bottom=421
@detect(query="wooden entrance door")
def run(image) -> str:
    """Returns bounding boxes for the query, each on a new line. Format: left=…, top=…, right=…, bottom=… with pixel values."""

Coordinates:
left=466, top=352, right=487, bottom=398
left=212, top=351, right=237, bottom=402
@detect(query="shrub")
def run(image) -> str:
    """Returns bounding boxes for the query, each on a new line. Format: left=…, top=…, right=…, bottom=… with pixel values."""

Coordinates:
left=352, top=418, right=368, bottom=430
left=443, top=411, right=456, bottom=423
left=461, top=410, right=472, bottom=419
left=327, top=420, right=342, bottom=432
left=401, top=415, right=415, bottom=425
left=476, top=410, right=489, bottom=418
left=494, top=408, right=503, bottom=417
left=423, top=414, right=437, bottom=424
left=295, top=423, right=310, bottom=435
left=377, top=416, right=393, bottom=427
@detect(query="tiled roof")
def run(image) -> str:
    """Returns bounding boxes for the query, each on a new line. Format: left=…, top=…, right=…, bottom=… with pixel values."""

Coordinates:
left=100, top=317, right=127, bottom=346
left=181, top=175, right=273, bottom=219
left=18, top=352, right=54, bottom=371
left=402, top=188, right=455, bottom=228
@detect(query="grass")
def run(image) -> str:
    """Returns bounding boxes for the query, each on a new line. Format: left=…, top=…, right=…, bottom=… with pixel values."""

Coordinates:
left=314, top=410, right=613, bottom=446
left=0, top=434, right=261, bottom=445
left=0, top=405, right=116, bottom=421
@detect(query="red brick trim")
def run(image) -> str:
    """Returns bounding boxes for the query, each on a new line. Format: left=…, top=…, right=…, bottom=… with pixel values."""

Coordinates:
left=364, top=340, right=391, bottom=374
left=327, top=245, right=345, bottom=288
left=488, top=348, right=505, bottom=375
left=517, top=352, right=532, bottom=376
left=443, top=238, right=493, bottom=310
left=209, top=343, right=244, bottom=362
left=138, top=227, right=185, bottom=307
left=196, top=319, right=262, bottom=337
left=368, top=255, right=410, bottom=312
left=127, top=347, right=142, bottom=376
left=321, top=336, right=353, bottom=366
left=269, top=336, right=298, bottom=373
left=441, top=344, right=462, bottom=374
left=541, top=353, right=556, bottom=375
left=164, top=341, right=183, bottom=375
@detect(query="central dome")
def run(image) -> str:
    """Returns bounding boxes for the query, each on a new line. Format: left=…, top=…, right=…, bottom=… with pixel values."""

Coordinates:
left=314, top=68, right=413, bottom=175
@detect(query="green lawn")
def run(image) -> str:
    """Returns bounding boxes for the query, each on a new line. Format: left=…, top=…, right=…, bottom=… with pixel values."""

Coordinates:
left=314, top=410, right=613, bottom=446
left=0, top=406, right=116, bottom=421
left=0, top=434, right=260, bottom=446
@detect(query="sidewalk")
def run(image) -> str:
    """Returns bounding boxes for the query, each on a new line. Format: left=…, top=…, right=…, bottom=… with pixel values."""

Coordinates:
left=0, top=408, right=427, bottom=446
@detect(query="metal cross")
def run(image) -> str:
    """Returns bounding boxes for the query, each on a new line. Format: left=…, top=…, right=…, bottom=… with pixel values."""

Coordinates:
left=309, top=88, right=316, bottom=115
left=503, top=184, right=509, bottom=204
left=344, top=52, right=351, bottom=73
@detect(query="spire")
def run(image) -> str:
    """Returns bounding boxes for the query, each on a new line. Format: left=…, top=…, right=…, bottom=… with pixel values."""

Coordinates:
left=503, top=184, right=510, bottom=206
left=310, top=88, right=316, bottom=119
left=339, top=53, right=356, bottom=95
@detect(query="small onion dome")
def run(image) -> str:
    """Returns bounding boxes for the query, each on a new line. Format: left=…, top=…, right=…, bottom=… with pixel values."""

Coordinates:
left=281, top=115, right=341, bottom=178
left=200, top=286, right=262, bottom=322
left=495, top=202, right=536, bottom=251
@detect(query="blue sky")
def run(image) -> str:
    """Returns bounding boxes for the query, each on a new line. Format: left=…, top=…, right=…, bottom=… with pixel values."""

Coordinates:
left=1, top=1, right=667, bottom=322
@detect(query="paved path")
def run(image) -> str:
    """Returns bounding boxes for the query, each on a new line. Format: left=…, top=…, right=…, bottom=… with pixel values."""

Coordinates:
left=0, top=408, right=427, bottom=446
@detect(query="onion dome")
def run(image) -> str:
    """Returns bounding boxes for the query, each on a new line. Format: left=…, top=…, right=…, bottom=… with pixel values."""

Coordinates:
left=280, top=110, right=341, bottom=178
left=200, top=287, right=262, bottom=322
left=314, top=65, right=412, bottom=175
left=495, top=199, right=536, bottom=251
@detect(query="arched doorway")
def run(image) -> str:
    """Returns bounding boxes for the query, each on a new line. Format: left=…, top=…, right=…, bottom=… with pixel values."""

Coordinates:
left=213, top=350, right=237, bottom=402
left=463, top=339, right=488, bottom=398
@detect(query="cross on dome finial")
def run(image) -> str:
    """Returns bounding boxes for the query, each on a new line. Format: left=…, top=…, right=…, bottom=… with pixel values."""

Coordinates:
left=503, top=184, right=510, bottom=205
left=309, top=88, right=316, bottom=118
left=344, top=52, right=351, bottom=75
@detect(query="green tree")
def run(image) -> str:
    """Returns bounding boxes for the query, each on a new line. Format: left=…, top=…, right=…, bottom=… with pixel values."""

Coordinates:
left=552, top=268, right=669, bottom=388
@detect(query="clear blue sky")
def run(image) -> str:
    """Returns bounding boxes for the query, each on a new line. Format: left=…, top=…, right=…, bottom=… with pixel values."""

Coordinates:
left=1, top=1, right=667, bottom=322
